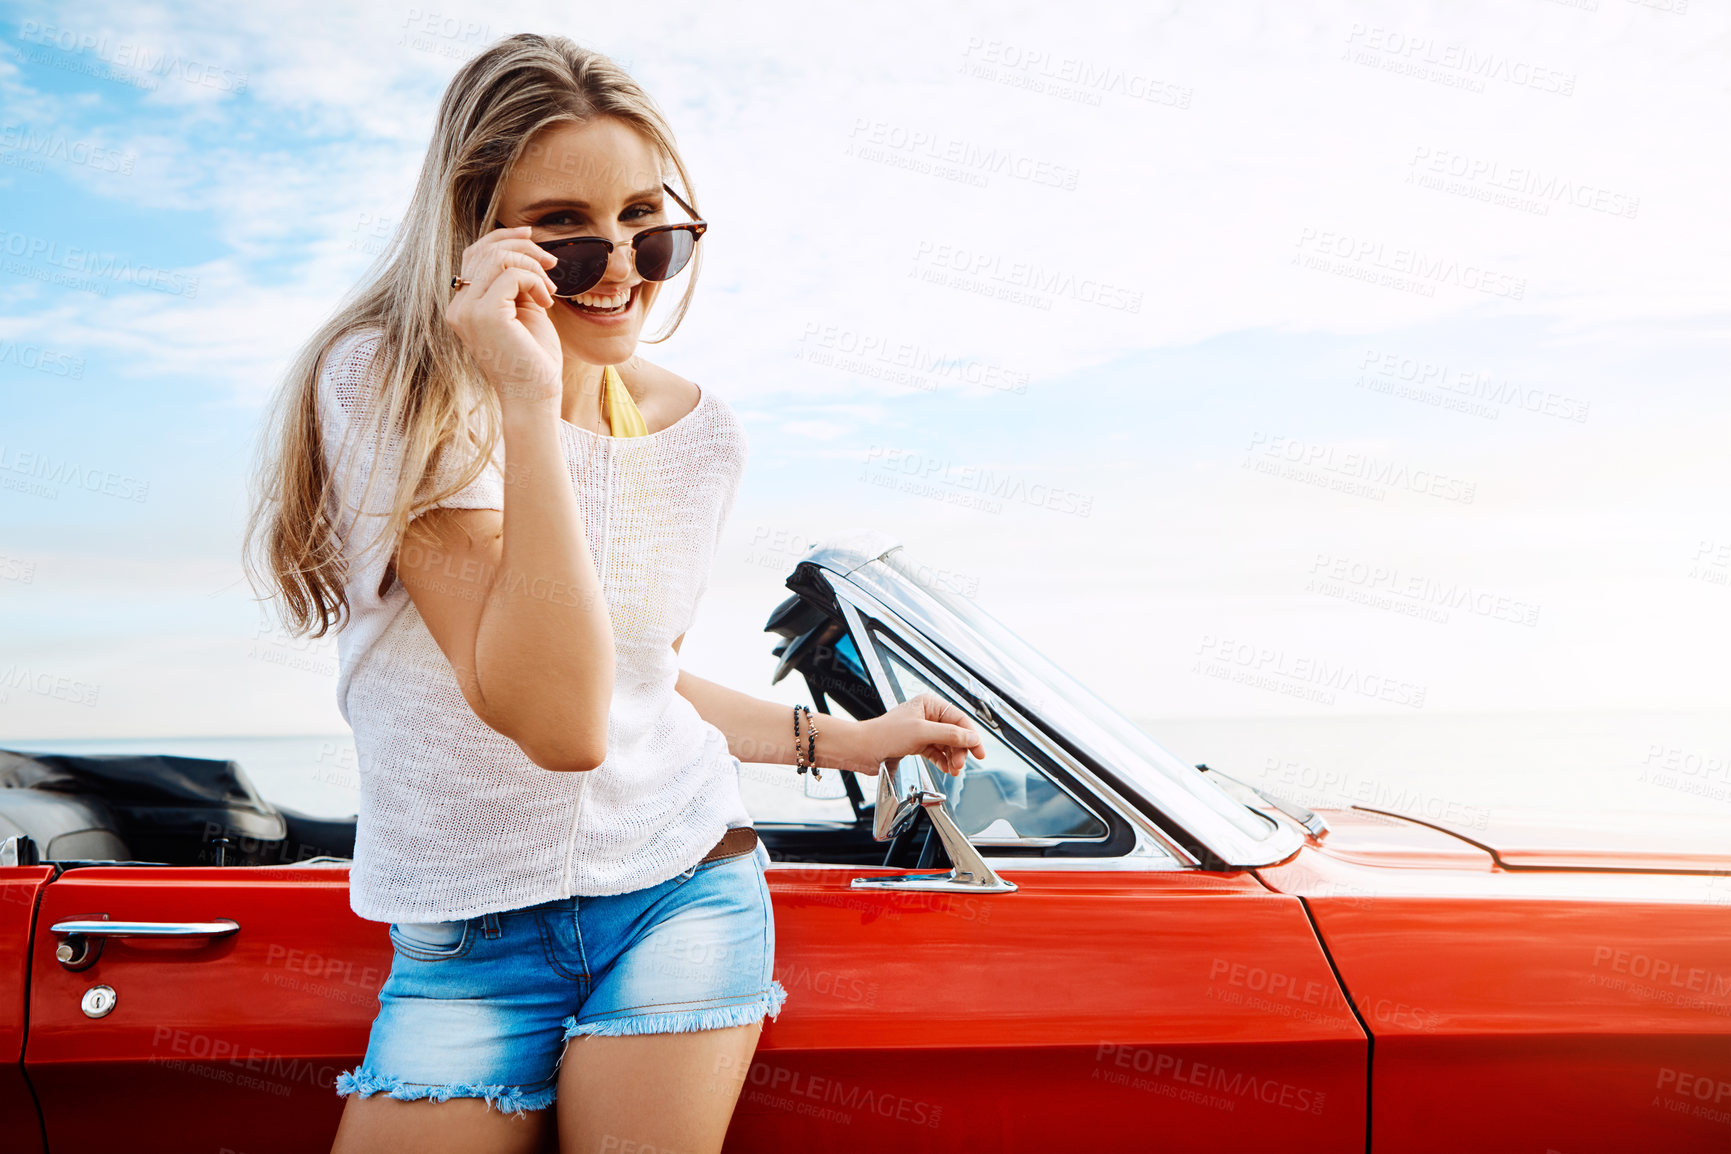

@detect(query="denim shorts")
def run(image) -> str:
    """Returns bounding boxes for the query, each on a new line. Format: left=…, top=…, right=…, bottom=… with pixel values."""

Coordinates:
left=334, top=839, right=784, bottom=1117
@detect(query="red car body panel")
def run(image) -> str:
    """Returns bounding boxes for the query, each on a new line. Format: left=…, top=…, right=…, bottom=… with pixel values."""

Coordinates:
left=735, top=863, right=1367, bottom=1151
left=1256, top=809, right=1731, bottom=1154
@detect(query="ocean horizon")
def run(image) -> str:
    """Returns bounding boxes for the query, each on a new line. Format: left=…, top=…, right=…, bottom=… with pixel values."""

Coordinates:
left=6, top=708, right=1724, bottom=830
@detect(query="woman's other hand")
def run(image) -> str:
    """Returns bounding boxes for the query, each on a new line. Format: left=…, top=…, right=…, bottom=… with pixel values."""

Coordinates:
left=830, top=693, right=985, bottom=778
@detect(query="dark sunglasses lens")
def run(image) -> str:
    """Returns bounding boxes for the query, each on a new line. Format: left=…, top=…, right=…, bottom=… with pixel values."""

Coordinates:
left=635, top=229, right=696, bottom=282
left=547, top=241, right=610, bottom=296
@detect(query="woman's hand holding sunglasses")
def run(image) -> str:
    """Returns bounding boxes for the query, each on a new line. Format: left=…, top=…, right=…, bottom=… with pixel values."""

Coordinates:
left=443, top=225, right=565, bottom=416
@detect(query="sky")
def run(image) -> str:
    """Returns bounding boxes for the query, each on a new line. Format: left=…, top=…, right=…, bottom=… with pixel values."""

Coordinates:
left=0, top=0, right=1726, bottom=750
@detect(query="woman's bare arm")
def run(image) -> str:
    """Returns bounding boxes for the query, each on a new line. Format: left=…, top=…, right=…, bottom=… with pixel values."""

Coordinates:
left=395, top=225, right=614, bottom=773
left=397, top=419, right=612, bottom=772
left=669, top=634, right=985, bottom=777
left=673, top=668, right=881, bottom=773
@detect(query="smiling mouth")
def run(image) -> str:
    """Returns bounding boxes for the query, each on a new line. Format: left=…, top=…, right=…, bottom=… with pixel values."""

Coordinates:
left=560, top=283, right=640, bottom=318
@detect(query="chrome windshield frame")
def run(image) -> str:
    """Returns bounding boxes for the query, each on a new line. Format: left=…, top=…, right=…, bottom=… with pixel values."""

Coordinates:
left=798, top=530, right=1303, bottom=870
left=870, top=629, right=1118, bottom=848
left=833, top=593, right=1189, bottom=871
left=864, top=617, right=1192, bottom=863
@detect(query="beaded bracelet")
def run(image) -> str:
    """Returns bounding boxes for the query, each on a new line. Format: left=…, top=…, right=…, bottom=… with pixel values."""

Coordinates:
left=793, top=703, right=821, bottom=780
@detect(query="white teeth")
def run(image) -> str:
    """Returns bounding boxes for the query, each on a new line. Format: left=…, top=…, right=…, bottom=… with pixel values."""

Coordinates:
left=572, top=286, right=632, bottom=310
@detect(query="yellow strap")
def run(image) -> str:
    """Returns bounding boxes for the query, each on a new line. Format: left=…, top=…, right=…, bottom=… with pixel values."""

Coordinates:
left=602, top=363, right=649, bottom=437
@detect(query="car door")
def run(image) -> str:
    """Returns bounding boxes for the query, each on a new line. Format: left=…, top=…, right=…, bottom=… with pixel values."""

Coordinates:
left=23, top=859, right=380, bottom=1154
left=730, top=592, right=1369, bottom=1153
left=1, top=848, right=53, bottom=1154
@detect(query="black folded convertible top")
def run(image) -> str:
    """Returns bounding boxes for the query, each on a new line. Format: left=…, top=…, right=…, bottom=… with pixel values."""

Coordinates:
left=0, top=748, right=286, bottom=865
left=2, top=748, right=273, bottom=809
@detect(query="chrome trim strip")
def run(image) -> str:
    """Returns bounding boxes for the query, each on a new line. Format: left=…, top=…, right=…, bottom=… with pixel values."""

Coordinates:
left=1200, top=764, right=1329, bottom=839
left=835, top=594, right=901, bottom=722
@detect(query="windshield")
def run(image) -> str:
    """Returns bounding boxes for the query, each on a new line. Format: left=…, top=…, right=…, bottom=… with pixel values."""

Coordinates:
left=871, top=549, right=1277, bottom=845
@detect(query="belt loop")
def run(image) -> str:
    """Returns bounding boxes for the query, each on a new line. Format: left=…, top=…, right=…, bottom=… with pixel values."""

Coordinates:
left=482, top=911, right=501, bottom=938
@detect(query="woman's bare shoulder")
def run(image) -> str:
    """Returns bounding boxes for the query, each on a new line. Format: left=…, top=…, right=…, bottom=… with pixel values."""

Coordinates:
left=620, top=356, right=702, bottom=429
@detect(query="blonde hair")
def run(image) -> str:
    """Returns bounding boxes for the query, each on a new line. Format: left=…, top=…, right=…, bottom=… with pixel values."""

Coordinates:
left=242, top=32, right=702, bottom=638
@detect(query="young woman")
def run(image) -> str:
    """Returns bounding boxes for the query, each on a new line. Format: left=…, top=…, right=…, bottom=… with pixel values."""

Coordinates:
left=244, top=31, right=984, bottom=1154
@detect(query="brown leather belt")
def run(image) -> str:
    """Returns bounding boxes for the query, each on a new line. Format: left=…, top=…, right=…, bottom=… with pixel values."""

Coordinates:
left=697, top=826, right=758, bottom=864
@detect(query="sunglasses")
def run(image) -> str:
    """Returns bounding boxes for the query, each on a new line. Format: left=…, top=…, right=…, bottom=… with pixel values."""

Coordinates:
left=495, top=183, right=707, bottom=299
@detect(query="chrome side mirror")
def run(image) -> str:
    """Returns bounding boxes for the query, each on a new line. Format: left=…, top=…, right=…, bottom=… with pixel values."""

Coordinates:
left=854, top=759, right=1017, bottom=894
left=870, top=755, right=927, bottom=842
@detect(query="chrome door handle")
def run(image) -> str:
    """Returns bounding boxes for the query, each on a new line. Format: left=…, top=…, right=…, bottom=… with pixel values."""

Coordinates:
left=50, top=918, right=239, bottom=971
left=51, top=919, right=240, bottom=938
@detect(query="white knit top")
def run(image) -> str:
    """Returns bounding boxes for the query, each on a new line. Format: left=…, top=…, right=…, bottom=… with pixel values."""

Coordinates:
left=315, top=326, right=754, bottom=924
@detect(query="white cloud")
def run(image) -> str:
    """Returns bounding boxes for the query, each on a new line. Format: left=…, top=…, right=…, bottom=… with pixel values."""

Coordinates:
left=0, top=0, right=1725, bottom=739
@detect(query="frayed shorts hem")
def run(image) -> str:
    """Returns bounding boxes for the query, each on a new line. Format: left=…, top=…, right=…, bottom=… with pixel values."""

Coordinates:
left=333, top=1068, right=556, bottom=1118
left=562, top=978, right=788, bottom=1039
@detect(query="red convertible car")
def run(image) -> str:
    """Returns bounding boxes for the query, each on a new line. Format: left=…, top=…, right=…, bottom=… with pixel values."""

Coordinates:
left=1, top=530, right=1727, bottom=1153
